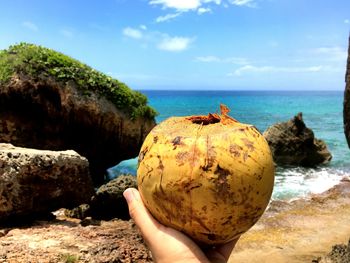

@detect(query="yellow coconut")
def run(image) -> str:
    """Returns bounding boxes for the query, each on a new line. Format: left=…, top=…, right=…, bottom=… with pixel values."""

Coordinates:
left=137, top=105, right=275, bottom=245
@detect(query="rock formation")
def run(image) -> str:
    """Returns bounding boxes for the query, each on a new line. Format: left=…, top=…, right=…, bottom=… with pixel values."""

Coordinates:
left=0, top=143, right=94, bottom=223
left=0, top=43, right=156, bottom=184
left=263, top=113, right=332, bottom=166
left=90, top=174, right=137, bottom=220
left=315, top=239, right=350, bottom=263
left=65, top=174, right=137, bottom=220
left=0, top=216, right=153, bottom=262
left=344, top=34, right=350, bottom=147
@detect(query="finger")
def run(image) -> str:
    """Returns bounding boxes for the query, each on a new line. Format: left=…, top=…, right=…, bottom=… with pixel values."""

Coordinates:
left=123, top=188, right=162, bottom=243
left=205, top=237, right=240, bottom=263
left=216, top=237, right=240, bottom=260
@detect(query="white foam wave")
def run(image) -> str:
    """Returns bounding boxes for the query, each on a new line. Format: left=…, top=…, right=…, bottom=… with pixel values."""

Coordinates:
left=110, top=159, right=350, bottom=201
left=272, top=167, right=349, bottom=200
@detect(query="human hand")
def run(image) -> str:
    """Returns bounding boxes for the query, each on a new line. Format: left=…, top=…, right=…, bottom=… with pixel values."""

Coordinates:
left=123, top=188, right=239, bottom=263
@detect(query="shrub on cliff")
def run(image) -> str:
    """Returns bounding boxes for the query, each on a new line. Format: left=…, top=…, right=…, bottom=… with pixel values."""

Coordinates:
left=0, top=42, right=157, bottom=119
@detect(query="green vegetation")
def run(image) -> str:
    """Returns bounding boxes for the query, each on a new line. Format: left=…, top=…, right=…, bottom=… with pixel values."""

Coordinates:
left=59, top=253, right=79, bottom=263
left=0, top=43, right=157, bottom=119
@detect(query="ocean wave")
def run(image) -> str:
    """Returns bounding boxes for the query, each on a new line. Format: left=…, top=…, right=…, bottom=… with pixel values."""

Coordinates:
left=108, top=159, right=350, bottom=201
left=107, top=158, right=138, bottom=180
left=272, top=166, right=350, bottom=200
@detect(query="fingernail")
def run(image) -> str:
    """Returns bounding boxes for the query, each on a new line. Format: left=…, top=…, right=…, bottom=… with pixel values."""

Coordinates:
left=123, top=188, right=136, bottom=203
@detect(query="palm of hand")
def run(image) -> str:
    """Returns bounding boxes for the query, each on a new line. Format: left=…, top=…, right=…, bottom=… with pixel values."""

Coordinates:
left=123, top=188, right=238, bottom=263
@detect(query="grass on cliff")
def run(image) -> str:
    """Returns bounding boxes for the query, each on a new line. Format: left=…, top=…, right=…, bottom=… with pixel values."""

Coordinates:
left=0, top=43, right=157, bottom=119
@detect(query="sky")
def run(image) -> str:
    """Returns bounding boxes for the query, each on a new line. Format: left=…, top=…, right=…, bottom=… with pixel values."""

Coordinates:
left=0, top=0, right=349, bottom=90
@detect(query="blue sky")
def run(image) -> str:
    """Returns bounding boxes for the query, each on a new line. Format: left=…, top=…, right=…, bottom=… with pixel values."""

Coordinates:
left=0, top=0, right=349, bottom=90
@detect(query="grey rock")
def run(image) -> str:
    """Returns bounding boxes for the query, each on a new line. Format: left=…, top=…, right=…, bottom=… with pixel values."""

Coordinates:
left=263, top=113, right=332, bottom=166
left=316, top=239, right=350, bottom=263
left=90, top=174, right=137, bottom=220
left=64, top=204, right=91, bottom=219
left=0, top=143, right=94, bottom=223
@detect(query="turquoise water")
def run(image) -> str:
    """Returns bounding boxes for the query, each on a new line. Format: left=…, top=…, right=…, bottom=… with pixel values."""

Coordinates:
left=110, top=90, right=350, bottom=200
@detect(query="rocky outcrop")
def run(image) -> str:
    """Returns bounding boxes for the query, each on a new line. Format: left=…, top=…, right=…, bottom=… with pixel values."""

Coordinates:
left=90, top=174, right=137, bottom=220
left=344, top=35, right=350, bottom=147
left=0, top=216, right=153, bottom=262
left=230, top=179, right=350, bottom=263
left=263, top=113, right=332, bottom=166
left=2, top=177, right=350, bottom=263
left=314, top=239, right=350, bottom=263
left=64, top=204, right=91, bottom=220
left=0, top=143, right=94, bottom=223
left=0, top=43, right=156, bottom=185
left=65, top=174, right=137, bottom=220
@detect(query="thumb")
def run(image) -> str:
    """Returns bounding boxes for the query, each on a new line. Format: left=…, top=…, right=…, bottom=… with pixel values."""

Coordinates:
left=123, top=188, right=161, bottom=242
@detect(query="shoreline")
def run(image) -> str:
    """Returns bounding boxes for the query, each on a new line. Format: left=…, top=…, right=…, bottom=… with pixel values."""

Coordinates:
left=0, top=175, right=349, bottom=262
left=229, top=177, right=350, bottom=263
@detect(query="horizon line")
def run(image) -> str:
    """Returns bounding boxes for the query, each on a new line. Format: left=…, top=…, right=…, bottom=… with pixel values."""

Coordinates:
left=135, top=88, right=344, bottom=92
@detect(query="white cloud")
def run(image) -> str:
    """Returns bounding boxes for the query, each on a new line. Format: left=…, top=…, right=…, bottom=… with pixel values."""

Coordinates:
left=122, top=25, right=194, bottom=52
left=198, top=7, right=211, bottom=14
left=313, top=46, right=344, bottom=54
left=229, top=0, right=257, bottom=8
left=22, top=21, right=38, bottom=31
left=149, top=0, right=222, bottom=20
left=155, top=12, right=182, bottom=23
left=311, top=46, right=347, bottom=61
left=204, top=0, right=222, bottom=4
left=60, top=29, right=73, bottom=38
left=195, top=55, right=249, bottom=65
left=196, top=55, right=221, bottom=62
left=149, top=0, right=201, bottom=11
left=225, top=57, right=250, bottom=65
left=123, top=27, right=143, bottom=39
left=140, top=24, right=147, bottom=30
left=232, top=65, right=325, bottom=76
left=149, top=0, right=257, bottom=22
left=345, top=19, right=350, bottom=24
left=157, top=36, right=193, bottom=52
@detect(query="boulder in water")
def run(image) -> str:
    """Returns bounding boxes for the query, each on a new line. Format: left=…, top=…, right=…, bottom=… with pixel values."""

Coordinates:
left=263, top=113, right=332, bottom=166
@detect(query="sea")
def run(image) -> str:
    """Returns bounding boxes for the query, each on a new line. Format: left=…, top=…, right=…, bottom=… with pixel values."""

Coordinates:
left=109, top=90, right=350, bottom=201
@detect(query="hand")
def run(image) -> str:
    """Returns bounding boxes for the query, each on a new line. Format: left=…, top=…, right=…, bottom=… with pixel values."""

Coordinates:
left=123, top=188, right=239, bottom=263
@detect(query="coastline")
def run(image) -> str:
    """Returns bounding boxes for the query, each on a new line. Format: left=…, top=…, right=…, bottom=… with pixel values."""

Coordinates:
left=229, top=177, right=350, bottom=263
left=1, top=176, right=349, bottom=262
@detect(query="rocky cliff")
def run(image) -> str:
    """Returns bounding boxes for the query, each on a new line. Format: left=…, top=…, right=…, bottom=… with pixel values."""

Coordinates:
left=0, top=43, right=157, bottom=184
left=344, top=35, right=350, bottom=147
